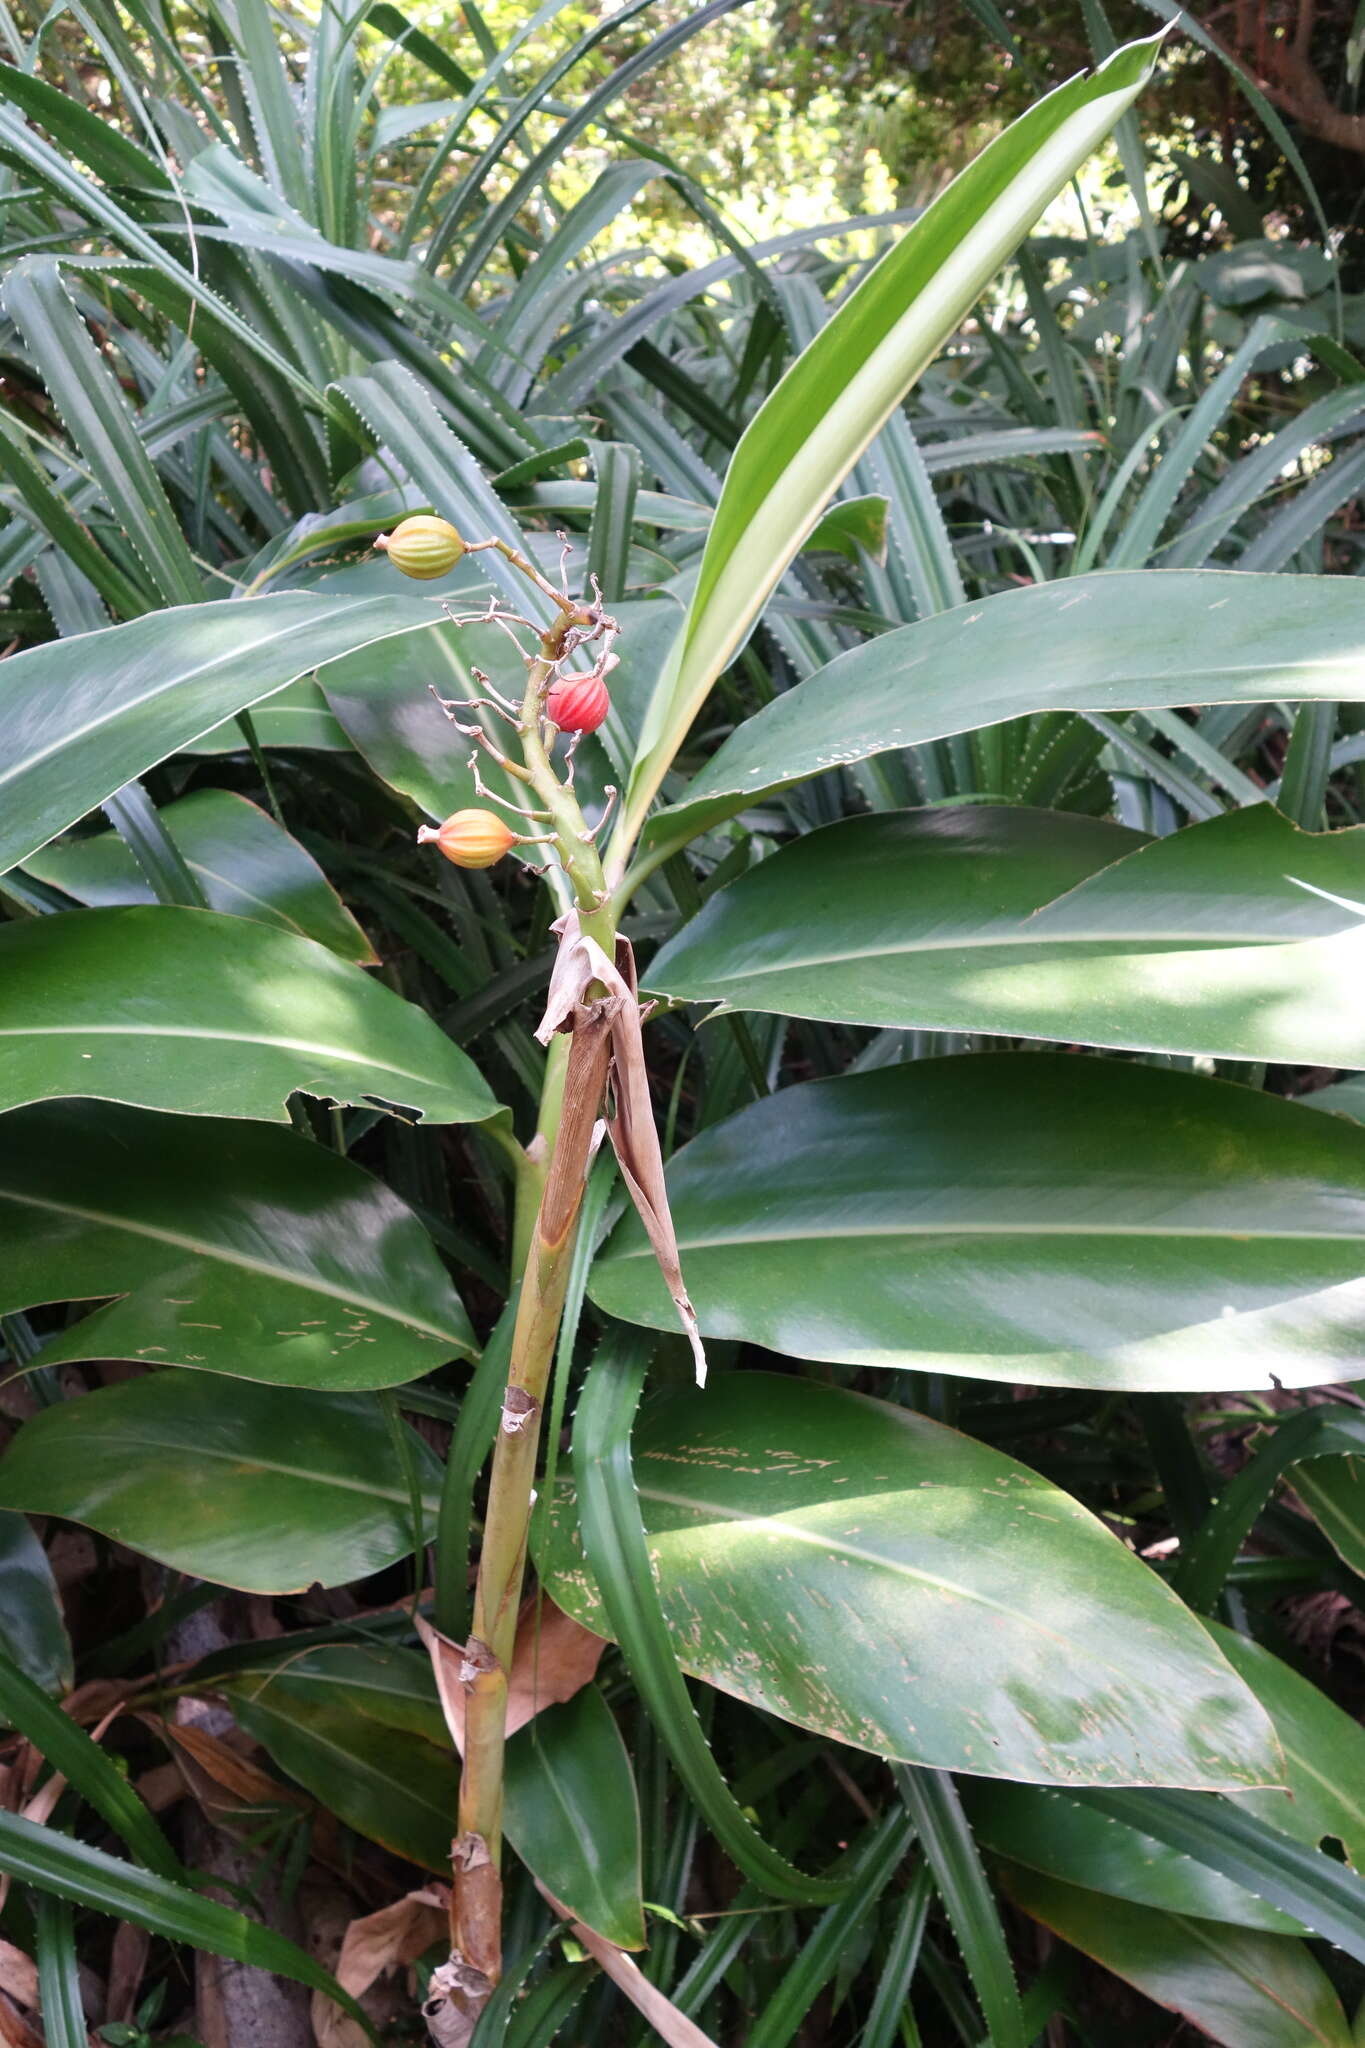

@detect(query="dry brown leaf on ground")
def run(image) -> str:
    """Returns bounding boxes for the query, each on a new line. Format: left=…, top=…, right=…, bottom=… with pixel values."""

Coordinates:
left=418, top=1593, right=606, bottom=1756
left=105, top=1922, right=150, bottom=2028
left=0, top=1993, right=42, bottom=2048
left=0, top=1947, right=37, bottom=2018
left=157, top=1715, right=305, bottom=1813
left=311, top=1886, right=449, bottom=2048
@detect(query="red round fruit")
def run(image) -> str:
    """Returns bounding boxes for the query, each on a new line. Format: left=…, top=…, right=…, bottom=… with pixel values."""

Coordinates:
left=546, top=671, right=610, bottom=734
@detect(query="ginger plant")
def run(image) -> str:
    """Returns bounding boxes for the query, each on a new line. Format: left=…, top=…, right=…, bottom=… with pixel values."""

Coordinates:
left=377, top=515, right=701, bottom=2041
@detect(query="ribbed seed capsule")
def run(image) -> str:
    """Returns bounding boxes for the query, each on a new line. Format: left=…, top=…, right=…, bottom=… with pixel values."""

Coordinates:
left=546, top=670, right=610, bottom=734
left=377, top=515, right=466, bottom=580
left=417, top=809, right=517, bottom=869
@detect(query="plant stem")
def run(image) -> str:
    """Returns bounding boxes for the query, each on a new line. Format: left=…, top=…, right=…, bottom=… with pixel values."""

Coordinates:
left=449, top=597, right=620, bottom=1989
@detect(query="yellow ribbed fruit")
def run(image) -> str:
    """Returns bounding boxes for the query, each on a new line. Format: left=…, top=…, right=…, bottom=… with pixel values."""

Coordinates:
left=418, top=809, right=517, bottom=870
left=377, top=514, right=466, bottom=580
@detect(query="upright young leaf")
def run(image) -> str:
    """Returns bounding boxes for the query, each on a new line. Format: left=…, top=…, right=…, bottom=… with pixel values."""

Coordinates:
left=620, top=34, right=1161, bottom=837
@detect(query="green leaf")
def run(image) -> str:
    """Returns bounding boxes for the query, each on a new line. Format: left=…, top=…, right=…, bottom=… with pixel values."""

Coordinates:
left=643, top=571, right=1365, bottom=861
left=967, top=1778, right=1307, bottom=1933
left=1001, top=1864, right=1353, bottom=2048
left=743, top=1813, right=916, bottom=2048
left=4, top=258, right=202, bottom=609
left=565, top=1333, right=849, bottom=1903
left=0, top=1099, right=473, bottom=1388
left=1295, top=1461, right=1365, bottom=1575
left=1210, top=1624, right=1365, bottom=1870
left=966, top=1624, right=1365, bottom=1937
left=503, top=1690, right=647, bottom=1951
left=0, top=1513, right=71, bottom=1698
left=540, top=1369, right=1279, bottom=1789
left=25, top=790, right=376, bottom=962
left=647, top=806, right=1365, bottom=1065
left=0, top=1809, right=374, bottom=2035
left=33, top=1893, right=86, bottom=2048
left=0, top=905, right=499, bottom=1124
left=894, top=1767, right=1024, bottom=2048
left=1175, top=1408, right=1365, bottom=1610
left=590, top=1054, right=1365, bottom=1392
left=0, top=1371, right=441, bottom=1592
left=1081, top=1791, right=1365, bottom=1967
left=620, top=34, right=1160, bottom=835
left=223, top=1646, right=457, bottom=1872
left=226, top=1646, right=646, bottom=1944
left=0, top=589, right=439, bottom=877
left=183, top=678, right=351, bottom=756
left=0, top=1653, right=181, bottom=1880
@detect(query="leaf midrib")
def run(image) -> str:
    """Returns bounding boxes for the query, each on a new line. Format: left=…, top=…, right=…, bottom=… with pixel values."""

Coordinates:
left=638, top=1480, right=1257, bottom=1771
left=0, top=1186, right=460, bottom=1344
left=10, top=1421, right=439, bottom=1509
left=606, top=1217, right=1365, bottom=1256
left=660, top=925, right=1353, bottom=982
left=0, top=1019, right=469, bottom=1104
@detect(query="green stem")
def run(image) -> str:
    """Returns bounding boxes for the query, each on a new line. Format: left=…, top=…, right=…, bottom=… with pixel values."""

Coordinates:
left=449, top=590, right=620, bottom=1991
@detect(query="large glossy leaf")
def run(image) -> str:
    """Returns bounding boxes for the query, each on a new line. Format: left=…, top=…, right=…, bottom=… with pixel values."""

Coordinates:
left=0, top=1100, right=472, bottom=1386
left=591, top=1054, right=1365, bottom=1391
left=0, top=1372, right=441, bottom=1592
left=0, top=906, right=499, bottom=1123
left=225, top=1648, right=645, bottom=1943
left=647, top=806, right=1365, bottom=1065
left=24, top=791, right=375, bottom=962
left=619, top=36, right=1160, bottom=836
left=966, top=1623, right=1365, bottom=1932
left=643, top=571, right=1365, bottom=861
left=0, top=589, right=439, bottom=875
left=223, top=1647, right=457, bottom=1872
left=539, top=1372, right=1278, bottom=1788
left=1001, top=1865, right=1353, bottom=2048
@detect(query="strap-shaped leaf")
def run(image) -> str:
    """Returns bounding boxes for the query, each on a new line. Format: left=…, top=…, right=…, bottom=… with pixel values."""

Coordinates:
left=620, top=33, right=1160, bottom=839
left=895, top=1768, right=1024, bottom=2048
left=565, top=1331, right=849, bottom=1903
left=1175, top=1407, right=1365, bottom=1609
left=1083, top=1792, right=1365, bottom=1968
left=0, top=1654, right=181, bottom=1880
left=0, top=1809, right=374, bottom=2037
